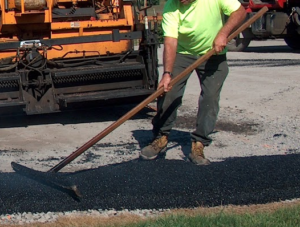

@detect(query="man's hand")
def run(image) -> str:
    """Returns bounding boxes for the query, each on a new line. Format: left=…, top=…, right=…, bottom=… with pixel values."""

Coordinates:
left=158, top=73, right=172, bottom=92
left=213, top=32, right=228, bottom=54
left=161, top=37, right=177, bottom=93
left=213, top=5, right=246, bottom=54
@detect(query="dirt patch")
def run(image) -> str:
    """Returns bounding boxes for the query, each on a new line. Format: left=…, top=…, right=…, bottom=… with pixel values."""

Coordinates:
left=215, top=121, right=261, bottom=135
left=175, top=114, right=261, bottom=135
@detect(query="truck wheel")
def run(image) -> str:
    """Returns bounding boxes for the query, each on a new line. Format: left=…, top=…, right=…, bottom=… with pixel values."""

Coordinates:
left=227, top=28, right=252, bottom=52
left=227, top=36, right=251, bottom=52
left=284, top=20, right=300, bottom=50
left=284, top=36, right=300, bottom=50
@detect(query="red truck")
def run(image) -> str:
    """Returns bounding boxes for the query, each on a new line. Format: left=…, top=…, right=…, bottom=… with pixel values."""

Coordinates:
left=227, top=0, right=300, bottom=51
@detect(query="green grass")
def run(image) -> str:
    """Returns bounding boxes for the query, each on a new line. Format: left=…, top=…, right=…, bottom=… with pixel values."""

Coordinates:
left=115, top=203, right=300, bottom=227
left=5, top=202, right=300, bottom=227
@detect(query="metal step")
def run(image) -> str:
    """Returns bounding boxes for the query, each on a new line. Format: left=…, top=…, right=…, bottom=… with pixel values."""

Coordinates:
left=57, top=88, right=154, bottom=106
left=0, top=100, right=26, bottom=115
left=0, top=100, right=25, bottom=108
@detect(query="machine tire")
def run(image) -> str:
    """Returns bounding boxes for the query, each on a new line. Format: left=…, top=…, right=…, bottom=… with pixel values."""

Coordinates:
left=284, top=35, right=300, bottom=50
left=284, top=19, right=300, bottom=50
left=227, top=29, right=252, bottom=52
left=227, top=37, right=251, bottom=52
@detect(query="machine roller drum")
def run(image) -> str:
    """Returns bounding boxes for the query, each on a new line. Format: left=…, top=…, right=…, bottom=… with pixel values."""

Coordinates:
left=15, top=0, right=47, bottom=11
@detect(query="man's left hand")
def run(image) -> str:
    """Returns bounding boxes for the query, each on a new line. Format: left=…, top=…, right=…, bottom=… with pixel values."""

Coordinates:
left=213, top=33, right=227, bottom=54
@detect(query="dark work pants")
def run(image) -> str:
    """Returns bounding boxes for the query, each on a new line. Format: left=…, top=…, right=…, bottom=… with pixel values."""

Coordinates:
left=152, top=53, right=228, bottom=146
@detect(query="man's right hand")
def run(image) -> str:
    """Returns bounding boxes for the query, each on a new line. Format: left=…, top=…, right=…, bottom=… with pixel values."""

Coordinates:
left=162, top=37, right=177, bottom=93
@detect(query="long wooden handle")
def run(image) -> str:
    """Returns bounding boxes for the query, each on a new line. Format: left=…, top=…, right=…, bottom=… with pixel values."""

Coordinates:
left=49, top=6, right=268, bottom=173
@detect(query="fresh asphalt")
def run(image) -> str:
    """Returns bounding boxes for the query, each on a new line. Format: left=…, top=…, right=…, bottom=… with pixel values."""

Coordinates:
left=1, top=154, right=300, bottom=214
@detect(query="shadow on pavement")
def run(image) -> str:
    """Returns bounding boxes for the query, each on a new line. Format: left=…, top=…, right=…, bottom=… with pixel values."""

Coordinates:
left=0, top=104, right=155, bottom=129
left=1, top=154, right=300, bottom=214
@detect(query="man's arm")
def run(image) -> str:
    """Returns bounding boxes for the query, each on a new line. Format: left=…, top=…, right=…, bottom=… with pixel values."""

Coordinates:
left=159, top=36, right=178, bottom=92
left=213, top=5, right=247, bottom=53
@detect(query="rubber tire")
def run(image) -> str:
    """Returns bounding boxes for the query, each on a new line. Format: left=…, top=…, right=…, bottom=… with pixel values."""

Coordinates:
left=284, top=20, right=300, bottom=50
left=284, top=36, right=300, bottom=50
left=227, top=36, right=251, bottom=52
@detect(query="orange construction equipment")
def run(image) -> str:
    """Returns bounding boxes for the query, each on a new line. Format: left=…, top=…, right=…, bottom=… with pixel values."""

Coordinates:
left=0, top=0, right=161, bottom=115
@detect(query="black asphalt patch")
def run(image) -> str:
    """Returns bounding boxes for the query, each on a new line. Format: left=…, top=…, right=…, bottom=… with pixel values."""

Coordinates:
left=1, top=154, right=300, bottom=214
left=228, top=59, right=300, bottom=67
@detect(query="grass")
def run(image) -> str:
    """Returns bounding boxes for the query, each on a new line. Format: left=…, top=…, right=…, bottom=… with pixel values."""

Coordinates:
left=121, top=201, right=300, bottom=227
left=125, top=208, right=300, bottom=227
left=2, top=200, right=300, bottom=227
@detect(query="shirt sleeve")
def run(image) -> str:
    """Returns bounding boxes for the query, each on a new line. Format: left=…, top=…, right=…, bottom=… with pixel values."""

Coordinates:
left=162, top=1, right=180, bottom=38
left=219, top=0, right=241, bottom=16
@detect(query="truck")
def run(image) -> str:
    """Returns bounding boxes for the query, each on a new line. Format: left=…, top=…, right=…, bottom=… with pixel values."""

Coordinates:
left=0, top=0, right=160, bottom=115
left=227, top=0, right=300, bottom=51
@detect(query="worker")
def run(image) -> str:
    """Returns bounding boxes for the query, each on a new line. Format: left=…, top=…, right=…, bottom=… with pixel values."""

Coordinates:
left=140, top=0, right=246, bottom=165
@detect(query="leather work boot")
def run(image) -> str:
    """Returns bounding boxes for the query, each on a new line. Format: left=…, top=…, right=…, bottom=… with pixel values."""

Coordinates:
left=188, top=141, right=211, bottom=165
left=140, top=135, right=168, bottom=160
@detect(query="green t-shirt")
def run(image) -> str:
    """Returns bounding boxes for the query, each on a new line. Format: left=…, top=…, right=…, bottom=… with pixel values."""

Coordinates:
left=162, top=0, right=241, bottom=55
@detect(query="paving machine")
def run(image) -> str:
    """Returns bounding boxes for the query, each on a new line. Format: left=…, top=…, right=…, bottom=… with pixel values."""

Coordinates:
left=0, top=0, right=160, bottom=115
left=227, top=0, right=300, bottom=51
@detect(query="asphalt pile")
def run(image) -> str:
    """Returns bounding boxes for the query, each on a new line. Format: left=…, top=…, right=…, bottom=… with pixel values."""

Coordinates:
left=1, top=154, right=300, bottom=217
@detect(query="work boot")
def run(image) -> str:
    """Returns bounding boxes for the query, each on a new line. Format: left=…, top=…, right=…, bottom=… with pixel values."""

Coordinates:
left=140, top=135, right=168, bottom=160
left=188, top=141, right=211, bottom=165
